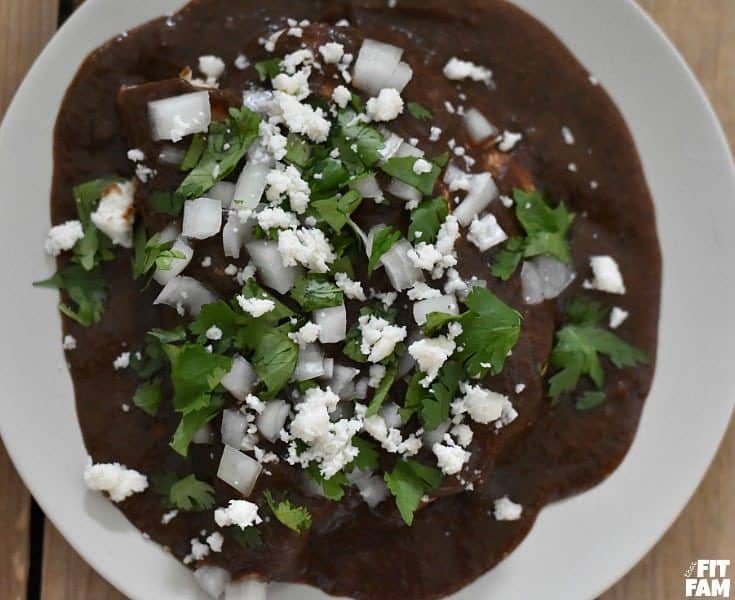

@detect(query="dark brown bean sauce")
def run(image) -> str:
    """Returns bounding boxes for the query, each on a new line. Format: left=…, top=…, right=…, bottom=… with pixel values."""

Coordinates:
left=50, top=0, right=661, bottom=598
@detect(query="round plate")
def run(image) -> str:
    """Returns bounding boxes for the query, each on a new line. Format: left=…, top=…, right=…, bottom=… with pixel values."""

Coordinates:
left=1, top=1, right=733, bottom=599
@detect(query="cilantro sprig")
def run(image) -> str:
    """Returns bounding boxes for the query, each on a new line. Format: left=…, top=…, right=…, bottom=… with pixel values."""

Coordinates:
left=34, top=264, right=107, bottom=327
left=153, top=472, right=215, bottom=511
left=264, top=491, right=312, bottom=532
left=384, top=459, right=443, bottom=526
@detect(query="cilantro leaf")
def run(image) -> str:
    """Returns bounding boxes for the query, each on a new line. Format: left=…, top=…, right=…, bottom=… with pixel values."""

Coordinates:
left=231, top=526, right=263, bottom=548
left=491, top=236, right=525, bottom=280
left=565, top=297, right=608, bottom=326
left=455, top=287, right=521, bottom=377
left=148, top=191, right=185, bottom=217
left=255, top=57, right=282, bottom=81
left=284, top=134, right=312, bottom=167
left=380, top=155, right=443, bottom=196
left=290, top=274, right=344, bottom=311
left=365, top=364, right=397, bottom=417
left=306, top=464, right=349, bottom=501
left=169, top=474, right=215, bottom=511
left=336, top=110, right=385, bottom=168
left=548, top=325, right=648, bottom=400
left=180, top=134, right=206, bottom=171
left=309, top=158, right=350, bottom=195
left=575, top=390, right=606, bottom=410
left=367, top=226, right=401, bottom=276
left=384, top=459, right=442, bottom=526
left=177, top=107, right=261, bottom=199
left=163, top=344, right=232, bottom=413
left=132, top=381, right=163, bottom=416
left=71, top=178, right=120, bottom=270
left=423, top=311, right=461, bottom=336
left=34, top=265, right=107, bottom=327
left=170, top=396, right=224, bottom=457
left=310, top=190, right=362, bottom=232
left=408, top=197, right=448, bottom=244
left=132, top=226, right=185, bottom=280
left=350, top=437, right=380, bottom=471
left=422, top=360, right=463, bottom=430
left=240, top=279, right=294, bottom=321
left=515, top=188, right=574, bottom=263
left=407, top=102, right=433, bottom=121
left=264, top=491, right=312, bottom=532
left=252, top=328, right=298, bottom=398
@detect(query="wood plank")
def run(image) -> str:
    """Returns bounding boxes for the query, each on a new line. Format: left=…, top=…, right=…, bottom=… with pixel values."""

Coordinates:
left=0, top=2, right=59, bottom=599
left=602, top=0, right=735, bottom=596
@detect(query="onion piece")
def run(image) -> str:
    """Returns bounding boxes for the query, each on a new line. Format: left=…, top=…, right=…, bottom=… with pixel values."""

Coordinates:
left=349, top=173, right=382, bottom=199
left=223, top=210, right=254, bottom=259
left=256, top=400, right=290, bottom=442
left=221, top=355, right=257, bottom=402
left=379, top=130, right=404, bottom=161
left=353, top=377, right=369, bottom=400
left=192, top=423, right=213, bottom=445
left=148, top=91, right=211, bottom=142
left=182, top=197, right=223, bottom=240
left=387, top=179, right=422, bottom=205
left=245, top=240, right=301, bottom=294
left=381, top=239, right=424, bottom=291
left=153, top=238, right=193, bottom=285
left=154, top=276, right=216, bottom=316
left=347, top=469, right=390, bottom=508
left=329, top=364, right=360, bottom=397
left=353, top=39, right=404, bottom=95
left=454, top=172, right=498, bottom=226
left=217, top=445, right=261, bottom=496
left=242, top=88, right=275, bottom=115
left=521, top=257, right=575, bottom=304
left=388, top=61, right=414, bottom=92
left=193, top=566, right=231, bottom=599
left=314, top=304, right=347, bottom=343
left=157, top=222, right=180, bottom=244
left=443, top=164, right=472, bottom=191
left=380, top=403, right=403, bottom=428
left=157, top=145, right=186, bottom=166
left=233, top=144, right=272, bottom=210
left=208, top=181, right=236, bottom=208
left=321, top=357, right=335, bottom=380
left=463, top=108, right=497, bottom=143
left=224, top=579, right=268, bottom=600
left=413, top=294, right=459, bottom=325
left=294, top=344, right=326, bottom=381
left=221, top=409, right=248, bottom=449
left=394, top=142, right=424, bottom=158
left=422, top=420, right=451, bottom=448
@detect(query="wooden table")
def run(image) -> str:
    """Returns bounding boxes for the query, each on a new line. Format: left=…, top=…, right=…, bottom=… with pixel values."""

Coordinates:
left=1, top=1, right=733, bottom=598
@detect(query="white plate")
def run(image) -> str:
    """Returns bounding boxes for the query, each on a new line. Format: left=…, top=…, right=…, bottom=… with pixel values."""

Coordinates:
left=0, top=1, right=733, bottom=599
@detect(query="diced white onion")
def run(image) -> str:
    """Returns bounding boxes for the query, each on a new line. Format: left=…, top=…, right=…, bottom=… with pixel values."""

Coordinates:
left=194, top=566, right=231, bottom=599
left=256, top=400, right=290, bottom=442
left=148, top=91, right=211, bottom=142
left=224, top=579, right=268, bottom=600
left=422, top=420, right=451, bottom=448
left=294, top=344, right=326, bottom=381
left=208, top=181, right=236, bottom=208
left=454, top=172, right=498, bottom=226
left=192, top=423, right=213, bottom=445
left=354, top=377, right=369, bottom=400
left=182, top=197, right=223, bottom=240
left=349, top=174, right=382, bottom=199
left=221, top=355, right=257, bottom=402
left=347, top=469, right=389, bottom=508
left=388, top=61, right=414, bottom=92
left=387, top=179, right=422, bottom=205
left=157, top=222, right=180, bottom=244
left=223, top=210, right=254, bottom=259
left=380, top=403, right=403, bottom=428
left=154, top=276, right=216, bottom=316
left=381, top=239, right=424, bottom=291
left=153, top=238, right=193, bottom=285
left=521, top=257, right=575, bottom=304
left=412, top=294, right=459, bottom=325
left=321, top=358, right=335, bottom=380
left=379, top=130, right=404, bottom=161
left=242, top=88, right=275, bottom=115
left=157, top=145, right=186, bottom=166
left=233, top=145, right=272, bottom=210
left=221, top=409, right=248, bottom=449
left=353, top=39, right=404, bottom=95
left=329, top=365, right=360, bottom=397
left=394, top=142, right=424, bottom=158
left=217, top=445, right=262, bottom=496
left=463, top=108, right=497, bottom=143
left=314, top=304, right=347, bottom=343
left=245, top=240, right=301, bottom=294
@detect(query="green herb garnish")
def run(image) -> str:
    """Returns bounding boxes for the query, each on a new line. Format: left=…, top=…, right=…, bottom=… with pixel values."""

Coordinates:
left=367, top=226, right=401, bottom=276
left=34, top=264, right=107, bottom=327
left=384, top=459, right=443, bottom=526
left=407, top=102, right=434, bottom=121
left=264, top=491, right=312, bottom=532
left=290, top=274, right=344, bottom=311
left=407, top=197, right=448, bottom=243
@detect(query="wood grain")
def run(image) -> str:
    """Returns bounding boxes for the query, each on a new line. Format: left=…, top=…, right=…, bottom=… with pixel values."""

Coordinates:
left=0, top=3, right=58, bottom=599
left=0, top=1, right=731, bottom=599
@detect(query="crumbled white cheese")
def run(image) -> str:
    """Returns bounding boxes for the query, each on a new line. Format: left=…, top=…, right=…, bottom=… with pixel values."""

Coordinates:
left=236, top=295, right=275, bottom=317
left=368, top=364, right=387, bottom=388
left=260, top=29, right=284, bottom=53
left=444, top=267, right=469, bottom=298
left=561, top=126, right=575, bottom=145
left=273, top=68, right=311, bottom=99
left=201, top=256, right=212, bottom=268
left=62, top=334, right=77, bottom=351
left=609, top=306, right=629, bottom=329
left=184, top=538, right=210, bottom=564
left=205, top=325, right=223, bottom=341
left=366, top=88, right=404, bottom=122
left=331, top=85, right=352, bottom=109
left=443, top=57, right=492, bottom=84
left=113, top=352, right=130, bottom=370
left=234, top=54, right=250, bottom=70
left=161, top=509, right=178, bottom=525
left=453, top=383, right=508, bottom=424
left=493, top=496, right=523, bottom=521
left=214, top=499, right=263, bottom=530
left=335, top=272, right=366, bottom=300
left=429, top=126, right=442, bottom=142
left=126, top=148, right=145, bottom=162
left=432, top=439, right=471, bottom=475
left=265, top=164, right=311, bottom=213
left=206, top=531, right=224, bottom=552
left=273, top=91, right=331, bottom=143
left=259, top=121, right=288, bottom=161
left=409, top=335, right=457, bottom=387
left=83, top=461, right=148, bottom=503
left=407, top=215, right=460, bottom=278
left=515, top=383, right=526, bottom=394
left=358, top=315, right=407, bottom=363
left=277, top=227, right=336, bottom=273
left=256, top=207, right=299, bottom=231
left=289, top=321, right=321, bottom=347
left=500, top=194, right=514, bottom=208
left=90, top=181, right=135, bottom=248
left=407, top=282, right=442, bottom=301
left=198, top=55, right=226, bottom=84
left=319, top=42, right=345, bottom=64
left=44, top=220, right=84, bottom=256
left=363, top=414, right=421, bottom=456
left=374, top=291, right=398, bottom=308
left=281, top=49, right=314, bottom=74
left=467, top=214, right=507, bottom=251
left=451, top=424, right=473, bottom=448
left=498, top=131, right=522, bottom=152
left=585, top=255, right=626, bottom=294
left=412, top=158, right=433, bottom=175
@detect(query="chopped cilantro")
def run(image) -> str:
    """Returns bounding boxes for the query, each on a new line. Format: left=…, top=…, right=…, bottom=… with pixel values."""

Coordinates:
left=367, top=226, right=401, bottom=276
left=148, top=190, right=185, bottom=217
left=408, top=197, right=448, bottom=243
left=491, top=236, right=525, bottom=280
left=252, top=327, right=298, bottom=398
left=380, top=155, right=444, bottom=196
left=565, top=297, right=608, bottom=327
left=290, top=274, right=344, bottom=311
left=169, top=474, right=215, bottom=511
left=350, top=437, right=380, bottom=471
left=255, top=57, right=282, bottom=81
left=308, top=158, right=350, bottom=195
left=336, top=110, right=385, bottom=168
left=231, top=526, right=263, bottom=548
left=401, top=360, right=462, bottom=430
left=132, top=381, right=163, bottom=416
left=71, top=178, right=120, bottom=270
left=575, top=390, right=606, bottom=410
left=34, top=264, right=107, bottom=327
left=306, top=464, right=349, bottom=501
left=263, top=491, right=312, bottom=532
left=170, top=396, right=224, bottom=457
left=284, top=134, right=312, bottom=167
left=365, top=364, right=397, bottom=417
left=384, top=459, right=442, bottom=526
left=180, top=133, right=206, bottom=171
left=131, top=225, right=185, bottom=280
left=163, top=344, right=232, bottom=414
left=310, top=190, right=362, bottom=232
left=407, top=102, right=433, bottom=121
